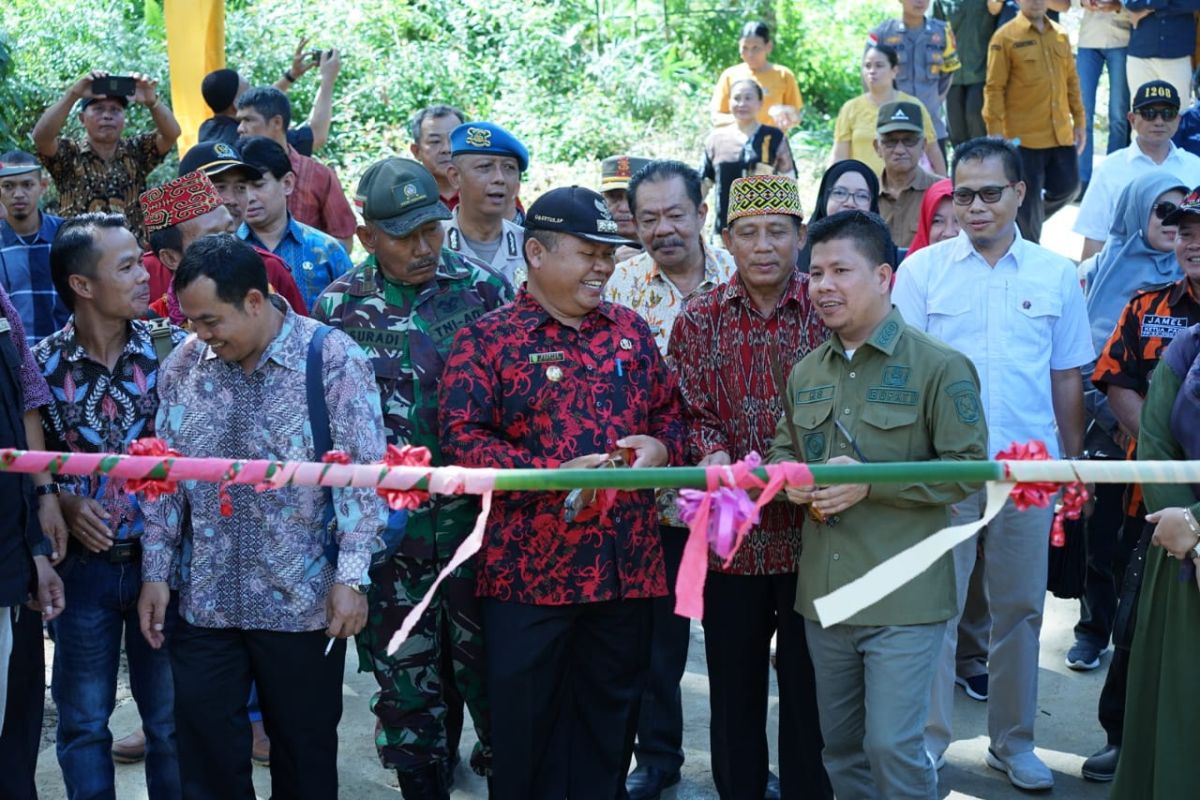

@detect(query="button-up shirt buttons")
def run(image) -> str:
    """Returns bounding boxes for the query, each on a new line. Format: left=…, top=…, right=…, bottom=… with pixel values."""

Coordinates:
left=843, top=408, right=851, bottom=415
left=849, top=371, right=856, bottom=379
left=839, top=442, right=847, bottom=449
left=833, top=552, right=840, bottom=561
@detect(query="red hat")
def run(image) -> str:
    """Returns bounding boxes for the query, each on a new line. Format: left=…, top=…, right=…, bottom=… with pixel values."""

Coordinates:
left=139, top=170, right=224, bottom=234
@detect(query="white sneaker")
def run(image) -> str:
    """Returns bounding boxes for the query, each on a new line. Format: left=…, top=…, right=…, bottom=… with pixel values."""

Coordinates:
left=986, top=749, right=1054, bottom=791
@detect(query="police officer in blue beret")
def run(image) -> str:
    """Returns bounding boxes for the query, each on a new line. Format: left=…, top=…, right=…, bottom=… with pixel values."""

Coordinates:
left=443, top=122, right=529, bottom=285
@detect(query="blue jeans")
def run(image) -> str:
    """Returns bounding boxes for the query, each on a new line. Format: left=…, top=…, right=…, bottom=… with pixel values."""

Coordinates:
left=1077, top=46, right=1131, bottom=184
left=49, top=552, right=180, bottom=800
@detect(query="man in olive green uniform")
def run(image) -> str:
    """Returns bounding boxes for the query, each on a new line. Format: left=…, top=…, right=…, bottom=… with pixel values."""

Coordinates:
left=313, top=158, right=512, bottom=798
left=768, top=210, right=987, bottom=799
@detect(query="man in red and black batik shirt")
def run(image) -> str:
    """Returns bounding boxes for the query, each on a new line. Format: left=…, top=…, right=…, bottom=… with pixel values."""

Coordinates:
left=439, top=186, right=684, bottom=799
left=669, top=174, right=831, bottom=800
left=1086, top=195, right=1200, bottom=778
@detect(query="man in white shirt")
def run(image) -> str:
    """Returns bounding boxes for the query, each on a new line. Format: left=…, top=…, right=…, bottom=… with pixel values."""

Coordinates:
left=1076, top=80, right=1200, bottom=259
left=894, top=137, right=1094, bottom=792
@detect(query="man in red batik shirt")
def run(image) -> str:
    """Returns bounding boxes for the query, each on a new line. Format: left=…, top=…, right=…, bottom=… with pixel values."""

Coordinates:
left=669, top=174, right=831, bottom=800
left=440, top=186, right=684, bottom=800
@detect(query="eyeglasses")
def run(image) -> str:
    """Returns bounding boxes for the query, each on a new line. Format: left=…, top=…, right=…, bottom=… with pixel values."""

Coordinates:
left=952, top=183, right=1016, bottom=206
left=1154, top=201, right=1179, bottom=221
left=1136, top=107, right=1179, bottom=122
left=880, top=135, right=922, bottom=150
left=828, top=187, right=874, bottom=207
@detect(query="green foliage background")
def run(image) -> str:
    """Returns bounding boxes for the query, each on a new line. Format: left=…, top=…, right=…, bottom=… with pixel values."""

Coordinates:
left=0, top=0, right=890, bottom=193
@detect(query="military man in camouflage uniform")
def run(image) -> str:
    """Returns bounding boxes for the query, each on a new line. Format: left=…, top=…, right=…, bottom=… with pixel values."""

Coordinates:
left=313, top=158, right=512, bottom=799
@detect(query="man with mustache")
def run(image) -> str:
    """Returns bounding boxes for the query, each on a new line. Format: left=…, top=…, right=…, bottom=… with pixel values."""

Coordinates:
left=440, top=186, right=684, bottom=798
left=313, top=158, right=512, bottom=799
left=668, top=175, right=830, bottom=799
left=0, top=153, right=69, bottom=345
left=32, top=71, right=180, bottom=239
left=605, top=159, right=734, bottom=800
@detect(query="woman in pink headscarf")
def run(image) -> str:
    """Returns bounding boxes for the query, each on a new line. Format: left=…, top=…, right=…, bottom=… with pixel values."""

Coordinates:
left=905, top=178, right=958, bottom=257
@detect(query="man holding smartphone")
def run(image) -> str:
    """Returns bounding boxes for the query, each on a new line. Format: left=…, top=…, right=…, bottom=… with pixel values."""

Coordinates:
left=32, top=71, right=180, bottom=240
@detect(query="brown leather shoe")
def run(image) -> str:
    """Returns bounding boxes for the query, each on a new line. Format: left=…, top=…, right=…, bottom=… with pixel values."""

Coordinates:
left=112, top=728, right=146, bottom=763
left=251, top=719, right=270, bottom=766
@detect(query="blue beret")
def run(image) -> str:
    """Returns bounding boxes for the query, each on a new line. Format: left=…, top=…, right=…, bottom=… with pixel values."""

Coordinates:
left=449, top=122, right=529, bottom=173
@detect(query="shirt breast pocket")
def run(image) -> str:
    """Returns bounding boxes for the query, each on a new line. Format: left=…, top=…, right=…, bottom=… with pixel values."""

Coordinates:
left=859, top=402, right=920, bottom=463
left=792, top=400, right=833, bottom=464
left=926, top=294, right=973, bottom=348
left=1008, top=292, right=1062, bottom=362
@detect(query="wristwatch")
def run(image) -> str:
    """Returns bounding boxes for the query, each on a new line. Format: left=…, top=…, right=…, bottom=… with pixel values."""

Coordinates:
left=343, top=583, right=370, bottom=595
left=35, top=483, right=60, bottom=497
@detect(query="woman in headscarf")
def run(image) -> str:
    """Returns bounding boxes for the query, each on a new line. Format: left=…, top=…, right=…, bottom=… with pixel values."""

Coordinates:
left=1084, top=173, right=1187, bottom=357
left=905, top=178, right=958, bottom=257
left=797, top=160, right=879, bottom=272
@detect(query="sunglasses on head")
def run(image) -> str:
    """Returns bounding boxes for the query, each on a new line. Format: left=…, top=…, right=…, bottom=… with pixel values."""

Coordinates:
left=1136, top=107, right=1179, bottom=122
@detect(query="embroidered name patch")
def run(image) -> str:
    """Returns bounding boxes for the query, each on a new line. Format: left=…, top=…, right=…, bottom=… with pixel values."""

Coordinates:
left=866, top=387, right=918, bottom=405
left=795, top=385, right=834, bottom=404
left=529, top=351, right=565, bottom=364
left=1140, top=315, right=1187, bottom=339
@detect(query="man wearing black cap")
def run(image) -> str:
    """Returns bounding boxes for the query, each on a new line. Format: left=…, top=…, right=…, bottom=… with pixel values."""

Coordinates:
left=440, top=186, right=684, bottom=799
left=1076, top=80, right=1200, bottom=260
left=313, top=158, right=511, bottom=798
left=875, top=100, right=941, bottom=249
left=141, top=142, right=307, bottom=321
left=31, top=70, right=180, bottom=237
left=0, top=153, right=69, bottom=345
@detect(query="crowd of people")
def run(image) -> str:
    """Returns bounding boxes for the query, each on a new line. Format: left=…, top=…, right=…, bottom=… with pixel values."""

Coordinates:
left=2, top=1, right=1200, bottom=799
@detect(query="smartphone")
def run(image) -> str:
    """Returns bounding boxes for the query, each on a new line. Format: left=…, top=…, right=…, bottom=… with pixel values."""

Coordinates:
left=307, top=49, right=333, bottom=64
left=91, top=75, right=136, bottom=98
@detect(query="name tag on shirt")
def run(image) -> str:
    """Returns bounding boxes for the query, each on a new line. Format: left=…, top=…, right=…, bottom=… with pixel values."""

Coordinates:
left=529, top=351, right=565, bottom=364
left=1140, top=315, right=1187, bottom=339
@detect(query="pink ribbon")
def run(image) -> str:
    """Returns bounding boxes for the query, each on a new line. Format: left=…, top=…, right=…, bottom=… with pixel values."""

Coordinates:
left=673, top=454, right=813, bottom=620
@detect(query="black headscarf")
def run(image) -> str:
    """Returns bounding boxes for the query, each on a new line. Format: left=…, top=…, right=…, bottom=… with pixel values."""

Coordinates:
left=798, top=160, right=881, bottom=271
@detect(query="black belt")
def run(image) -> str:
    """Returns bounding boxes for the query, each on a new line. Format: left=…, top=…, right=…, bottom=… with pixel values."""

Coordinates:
left=71, top=538, right=141, bottom=564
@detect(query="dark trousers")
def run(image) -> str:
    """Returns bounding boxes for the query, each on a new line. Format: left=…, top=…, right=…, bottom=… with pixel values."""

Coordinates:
left=1017, top=145, right=1079, bottom=243
left=1098, top=514, right=1151, bottom=745
left=483, top=597, right=652, bottom=800
left=946, top=83, right=987, bottom=146
left=633, top=525, right=691, bottom=773
left=170, top=620, right=347, bottom=800
left=1074, top=482, right=1127, bottom=648
left=704, top=571, right=831, bottom=800
left=0, top=606, right=44, bottom=800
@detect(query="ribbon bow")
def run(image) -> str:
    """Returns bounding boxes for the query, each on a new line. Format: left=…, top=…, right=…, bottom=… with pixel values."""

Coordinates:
left=377, top=444, right=432, bottom=511
left=997, top=440, right=1089, bottom=547
left=124, top=437, right=181, bottom=501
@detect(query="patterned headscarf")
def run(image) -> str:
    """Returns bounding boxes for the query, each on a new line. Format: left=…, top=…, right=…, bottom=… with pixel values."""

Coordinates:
left=727, top=174, right=803, bottom=223
left=139, top=170, right=224, bottom=234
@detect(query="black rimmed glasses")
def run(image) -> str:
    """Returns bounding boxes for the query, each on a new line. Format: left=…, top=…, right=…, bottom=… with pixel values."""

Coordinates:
left=952, top=183, right=1017, bottom=206
left=828, top=187, right=874, bottom=207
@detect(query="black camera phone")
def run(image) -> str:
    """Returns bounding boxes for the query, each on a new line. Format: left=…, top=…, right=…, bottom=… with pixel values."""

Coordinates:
left=91, top=75, right=136, bottom=98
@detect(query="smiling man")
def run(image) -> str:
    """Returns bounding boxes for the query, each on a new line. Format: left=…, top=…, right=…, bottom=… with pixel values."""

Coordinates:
left=768, top=209, right=987, bottom=800
left=442, top=122, right=527, bottom=285
left=32, top=71, right=180, bottom=239
left=668, top=174, right=830, bottom=799
left=1075, top=81, right=1200, bottom=260
left=440, top=186, right=684, bottom=799
left=313, top=157, right=511, bottom=798
left=895, top=136, right=1094, bottom=791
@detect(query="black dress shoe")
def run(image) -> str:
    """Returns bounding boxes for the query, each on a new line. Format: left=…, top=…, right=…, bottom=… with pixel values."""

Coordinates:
left=626, top=764, right=682, bottom=800
left=1081, top=744, right=1119, bottom=782
left=765, top=770, right=781, bottom=799
left=397, top=762, right=450, bottom=800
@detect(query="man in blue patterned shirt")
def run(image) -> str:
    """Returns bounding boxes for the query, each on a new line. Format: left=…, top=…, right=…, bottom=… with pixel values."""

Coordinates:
left=235, top=136, right=353, bottom=312
left=0, top=153, right=68, bottom=345
left=36, top=211, right=185, bottom=798
left=137, top=234, right=388, bottom=798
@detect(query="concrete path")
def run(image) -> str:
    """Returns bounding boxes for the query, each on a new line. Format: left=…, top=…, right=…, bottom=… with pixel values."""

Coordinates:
left=35, top=203, right=1109, bottom=799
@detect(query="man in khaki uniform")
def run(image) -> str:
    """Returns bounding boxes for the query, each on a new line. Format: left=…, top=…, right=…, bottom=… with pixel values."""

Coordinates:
left=875, top=101, right=940, bottom=249
left=983, top=0, right=1086, bottom=243
left=768, top=209, right=988, bottom=800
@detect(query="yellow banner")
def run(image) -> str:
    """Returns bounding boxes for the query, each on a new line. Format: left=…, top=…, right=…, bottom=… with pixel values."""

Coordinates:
left=164, top=0, right=225, bottom=155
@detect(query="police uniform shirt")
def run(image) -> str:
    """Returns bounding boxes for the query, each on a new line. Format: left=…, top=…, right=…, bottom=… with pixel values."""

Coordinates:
left=443, top=208, right=526, bottom=286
